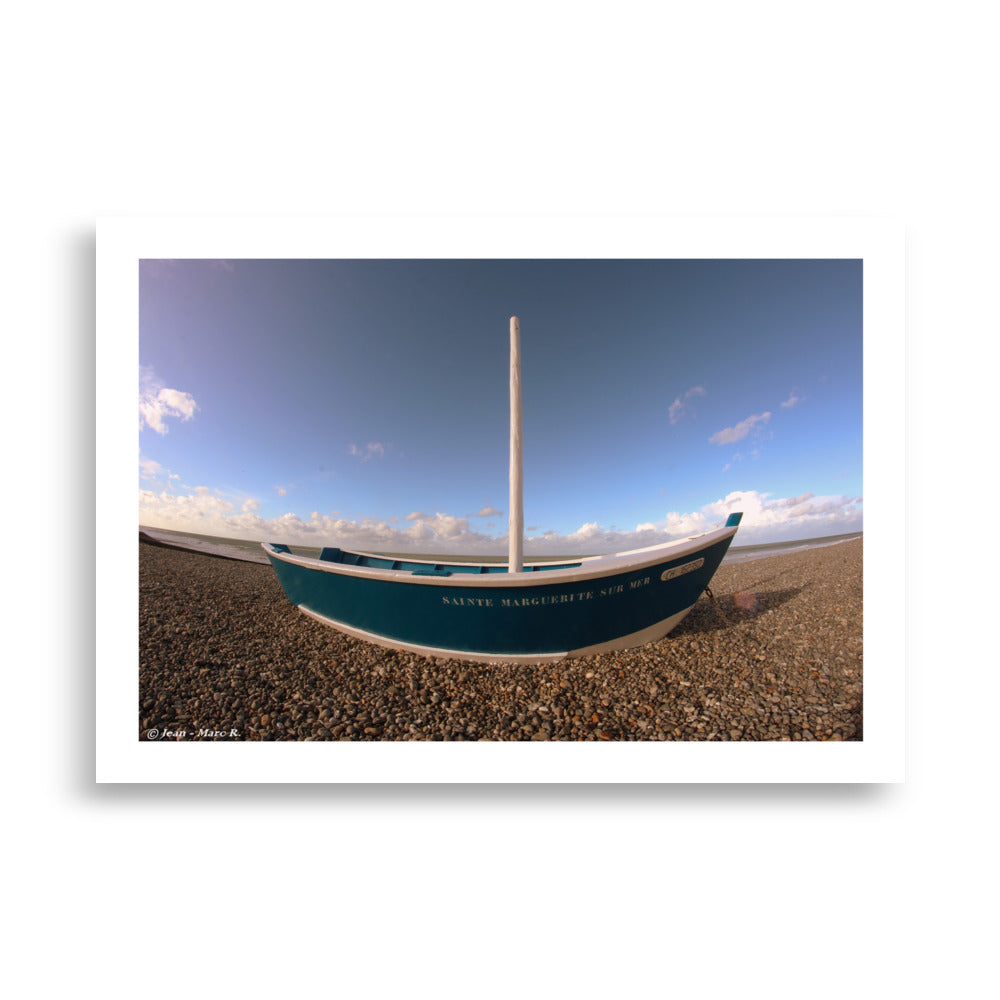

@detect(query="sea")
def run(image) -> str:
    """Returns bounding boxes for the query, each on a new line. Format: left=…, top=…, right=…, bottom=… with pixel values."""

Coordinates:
left=139, top=525, right=862, bottom=567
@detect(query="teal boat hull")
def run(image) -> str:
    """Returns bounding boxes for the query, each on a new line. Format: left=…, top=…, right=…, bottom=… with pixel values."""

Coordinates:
left=263, top=516, right=741, bottom=663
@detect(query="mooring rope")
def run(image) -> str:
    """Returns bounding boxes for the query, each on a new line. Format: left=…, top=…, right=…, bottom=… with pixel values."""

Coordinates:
left=705, top=586, right=729, bottom=624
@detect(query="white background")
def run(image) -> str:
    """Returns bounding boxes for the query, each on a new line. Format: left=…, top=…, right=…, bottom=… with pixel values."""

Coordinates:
left=7, top=1, right=995, bottom=996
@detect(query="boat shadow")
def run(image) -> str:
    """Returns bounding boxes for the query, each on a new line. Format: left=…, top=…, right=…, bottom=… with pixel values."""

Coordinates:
left=670, top=584, right=806, bottom=637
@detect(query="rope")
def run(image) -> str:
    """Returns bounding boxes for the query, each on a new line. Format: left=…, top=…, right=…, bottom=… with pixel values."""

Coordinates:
left=704, top=586, right=729, bottom=624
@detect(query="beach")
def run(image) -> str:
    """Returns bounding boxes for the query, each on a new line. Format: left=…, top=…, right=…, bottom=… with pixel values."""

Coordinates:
left=139, top=536, right=862, bottom=741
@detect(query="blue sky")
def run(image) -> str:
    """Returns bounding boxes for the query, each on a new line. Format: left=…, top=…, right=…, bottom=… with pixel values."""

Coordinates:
left=138, top=258, right=862, bottom=553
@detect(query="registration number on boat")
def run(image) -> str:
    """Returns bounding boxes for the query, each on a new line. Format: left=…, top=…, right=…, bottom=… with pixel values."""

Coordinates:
left=660, top=558, right=704, bottom=582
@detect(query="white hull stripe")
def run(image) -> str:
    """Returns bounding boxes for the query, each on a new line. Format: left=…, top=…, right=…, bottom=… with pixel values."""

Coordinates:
left=297, top=604, right=695, bottom=665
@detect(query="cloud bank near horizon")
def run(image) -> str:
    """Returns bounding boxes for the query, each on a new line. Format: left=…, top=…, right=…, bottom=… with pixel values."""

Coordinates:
left=138, top=485, right=862, bottom=553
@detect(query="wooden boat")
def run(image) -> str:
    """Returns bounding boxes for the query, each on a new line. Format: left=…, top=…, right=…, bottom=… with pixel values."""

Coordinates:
left=263, top=318, right=742, bottom=663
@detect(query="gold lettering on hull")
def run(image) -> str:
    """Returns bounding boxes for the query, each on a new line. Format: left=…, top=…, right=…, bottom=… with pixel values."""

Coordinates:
left=440, top=576, right=657, bottom=607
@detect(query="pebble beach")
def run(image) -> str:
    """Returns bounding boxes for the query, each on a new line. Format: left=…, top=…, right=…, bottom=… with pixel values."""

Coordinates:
left=139, top=535, right=863, bottom=742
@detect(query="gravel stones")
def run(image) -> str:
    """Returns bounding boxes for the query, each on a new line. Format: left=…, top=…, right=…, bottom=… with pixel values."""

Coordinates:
left=139, top=537, right=863, bottom=742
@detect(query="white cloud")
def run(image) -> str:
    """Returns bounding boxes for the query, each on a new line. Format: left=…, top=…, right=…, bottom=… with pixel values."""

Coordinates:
left=569, top=522, right=602, bottom=541
left=406, top=512, right=468, bottom=540
left=781, top=391, right=802, bottom=409
left=139, top=484, right=861, bottom=555
left=349, top=442, right=387, bottom=461
left=709, top=411, right=771, bottom=445
left=522, top=491, right=862, bottom=553
left=780, top=492, right=814, bottom=507
left=140, top=489, right=506, bottom=552
left=469, top=505, right=503, bottom=518
left=139, top=457, right=162, bottom=479
left=668, top=385, right=707, bottom=424
left=139, top=366, right=198, bottom=434
left=140, top=487, right=234, bottom=525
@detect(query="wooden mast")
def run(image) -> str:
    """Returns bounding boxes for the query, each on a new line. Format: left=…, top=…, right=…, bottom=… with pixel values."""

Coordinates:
left=508, top=316, right=524, bottom=572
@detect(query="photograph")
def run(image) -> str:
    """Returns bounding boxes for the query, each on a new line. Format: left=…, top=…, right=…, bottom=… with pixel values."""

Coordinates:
left=136, top=256, right=863, bottom=746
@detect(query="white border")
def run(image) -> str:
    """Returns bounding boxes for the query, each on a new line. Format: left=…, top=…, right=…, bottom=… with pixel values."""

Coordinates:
left=97, top=215, right=903, bottom=783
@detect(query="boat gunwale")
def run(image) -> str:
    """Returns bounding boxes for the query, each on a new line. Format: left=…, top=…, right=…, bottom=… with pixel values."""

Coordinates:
left=262, top=524, right=738, bottom=588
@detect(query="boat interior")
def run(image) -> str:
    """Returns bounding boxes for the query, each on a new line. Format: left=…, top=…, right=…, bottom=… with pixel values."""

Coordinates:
left=269, top=543, right=582, bottom=577
left=322, top=547, right=584, bottom=576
